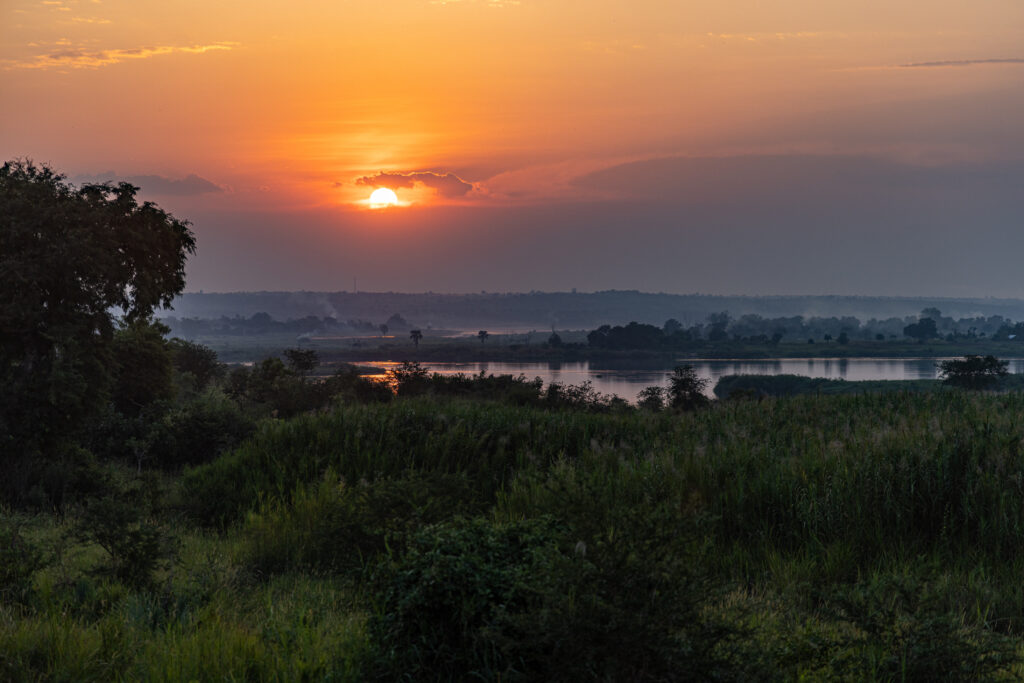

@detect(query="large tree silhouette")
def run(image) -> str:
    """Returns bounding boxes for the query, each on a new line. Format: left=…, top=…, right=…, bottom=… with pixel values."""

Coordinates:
left=1, top=161, right=195, bottom=471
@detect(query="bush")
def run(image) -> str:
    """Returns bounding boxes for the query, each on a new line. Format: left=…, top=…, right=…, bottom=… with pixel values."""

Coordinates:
left=824, top=575, right=1019, bottom=680
left=243, top=471, right=488, bottom=576
left=0, top=518, right=45, bottom=605
left=74, top=495, right=175, bottom=588
left=367, top=518, right=564, bottom=680
left=938, top=355, right=1008, bottom=390
left=150, top=389, right=256, bottom=468
left=369, top=506, right=738, bottom=681
left=8, top=446, right=111, bottom=509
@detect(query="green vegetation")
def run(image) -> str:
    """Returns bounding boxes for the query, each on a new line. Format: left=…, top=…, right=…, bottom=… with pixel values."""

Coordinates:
left=9, top=390, right=1024, bottom=678
left=714, top=369, right=1024, bottom=399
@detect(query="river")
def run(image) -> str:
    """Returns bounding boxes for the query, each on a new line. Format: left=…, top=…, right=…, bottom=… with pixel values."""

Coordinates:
left=349, top=358, right=1024, bottom=401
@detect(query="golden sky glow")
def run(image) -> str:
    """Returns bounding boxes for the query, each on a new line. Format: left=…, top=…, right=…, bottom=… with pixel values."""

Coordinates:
left=3, top=1, right=1024, bottom=294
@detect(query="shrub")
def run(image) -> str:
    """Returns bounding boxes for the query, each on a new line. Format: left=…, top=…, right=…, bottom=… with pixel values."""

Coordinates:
left=938, top=355, right=1008, bottom=390
left=243, top=471, right=488, bottom=576
left=636, top=385, right=666, bottom=411
left=824, top=575, right=1019, bottom=680
left=150, top=389, right=256, bottom=468
left=369, top=506, right=738, bottom=681
left=367, top=518, right=563, bottom=680
left=0, top=518, right=45, bottom=605
left=74, top=495, right=175, bottom=588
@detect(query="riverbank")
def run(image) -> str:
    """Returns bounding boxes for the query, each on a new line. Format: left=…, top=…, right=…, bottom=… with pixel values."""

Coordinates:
left=192, top=332, right=1024, bottom=364
left=713, top=372, right=1024, bottom=398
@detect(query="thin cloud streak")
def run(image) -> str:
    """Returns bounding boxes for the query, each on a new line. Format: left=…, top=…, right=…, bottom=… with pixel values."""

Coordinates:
left=899, top=58, right=1024, bottom=68
left=2, top=42, right=238, bottom=70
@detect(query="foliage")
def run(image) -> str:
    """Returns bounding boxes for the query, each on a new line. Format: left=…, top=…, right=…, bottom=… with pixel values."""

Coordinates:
left=387, top=360, right=431, bottom=396
left=243, top=471, right=488, bottom=576
left=667, top=365, right=710, bottom=410
left=368, top=509, right=736, bottom=682
left=0, top=160, right=194, bottom=502
left=110, top=319, right=176, bottom=417
left=636, top=385, right=666, bottom=410
left=149, top=388, right=256, bottom=469
left=367, top=518, right=563, bottom=680
left=74, top=494, right=175, bottom=588
left=282, top=348, right=319, bottom=376
left=824, top=575, right=1019, bottom=680
left=168, top=338, right=224, bottom=391
left=713, top=373, right=941, bottom=398
left=938, top=355, right=1009, bottom=390
left=0, top=518, right=45, bottom=605
left=904, top=317, right=939, bottom=341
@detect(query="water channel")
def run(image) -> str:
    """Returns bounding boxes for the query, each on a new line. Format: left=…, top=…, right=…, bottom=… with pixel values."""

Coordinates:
left=352, top=358, right=1024, bottom=401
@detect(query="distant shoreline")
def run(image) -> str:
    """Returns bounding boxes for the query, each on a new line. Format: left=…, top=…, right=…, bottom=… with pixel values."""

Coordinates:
left=206, top=339, right=1024, bottom=365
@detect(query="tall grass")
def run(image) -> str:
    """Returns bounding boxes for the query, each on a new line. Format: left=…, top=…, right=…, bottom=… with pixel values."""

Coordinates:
left=185, top=391, right=1024, bottom=564
left=13, top=389, right=1024, bottom=678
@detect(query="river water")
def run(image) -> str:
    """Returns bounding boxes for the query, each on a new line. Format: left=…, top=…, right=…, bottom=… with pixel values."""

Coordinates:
left=352, top=358, right=1024, bottom=402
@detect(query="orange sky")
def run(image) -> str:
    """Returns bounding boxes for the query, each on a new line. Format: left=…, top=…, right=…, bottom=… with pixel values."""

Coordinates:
left=3, top=0, right=1024, bottom=294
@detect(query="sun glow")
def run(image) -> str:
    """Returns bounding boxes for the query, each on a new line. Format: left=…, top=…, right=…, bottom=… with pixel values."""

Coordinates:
left=368, top=187, right=399, bottom=208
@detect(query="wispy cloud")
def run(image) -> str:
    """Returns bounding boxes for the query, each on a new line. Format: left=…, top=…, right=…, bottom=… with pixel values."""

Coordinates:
left=3, top=41, right=237, bottom=70
left=74, top=172, right=223, bottom=196
left=899, top=57, right=1024, bottom=68
left=354, top=171, right=476, bottom=198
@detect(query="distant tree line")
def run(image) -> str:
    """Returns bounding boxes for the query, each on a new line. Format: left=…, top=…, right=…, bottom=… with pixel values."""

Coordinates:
left=587, top=308, right=1024, bottom=350
left=161, top=311, right=415, bottom=338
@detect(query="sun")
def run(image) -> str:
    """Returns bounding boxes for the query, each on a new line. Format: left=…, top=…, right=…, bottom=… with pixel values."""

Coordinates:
left=368, top=187, right=399, bottom=208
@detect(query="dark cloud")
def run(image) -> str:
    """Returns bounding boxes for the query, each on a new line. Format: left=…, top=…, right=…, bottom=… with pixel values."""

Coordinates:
left=355, top=171, right=474, bottom=198
left=74, top=172, right=223, bottom=196
left=899, top=58, right=1024, bottom=68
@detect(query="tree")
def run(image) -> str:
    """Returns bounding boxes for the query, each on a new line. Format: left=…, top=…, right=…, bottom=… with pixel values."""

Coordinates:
left=706, top=312, right=730, bottom=342
left=937, top=355, right=1008, bottom=390
left=168, top=338, right=223, bottom=390
left=666, top=366, right=710, bottom=411
left=478, top=330, right=489, bottom=345
left=111, top=319, right=176, bottom=417
left=388, top=360, right=430, bottom=396
left=1, top=161, right=195, bottom=466
left=379, top=323, right=389, bottom=337
left=636, top=386, right=665, bottom=411
left=837, top=331, right=850, bottom=345
left=904, top=317, right=938, bottom=342
left=283, top=348, right=319, bottom=376
left=548, top=332, right=563, bottom=347
left=410, top=329, right=423, bottom=348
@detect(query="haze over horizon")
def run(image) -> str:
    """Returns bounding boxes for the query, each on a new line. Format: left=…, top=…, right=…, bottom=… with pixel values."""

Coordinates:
left=4, top=0, right=1023, bottom=297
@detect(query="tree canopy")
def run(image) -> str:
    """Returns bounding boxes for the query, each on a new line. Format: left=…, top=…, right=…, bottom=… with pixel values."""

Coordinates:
left=937, top=355, right=1008, bottom=390
left=1, top=161, right=196, bottom=458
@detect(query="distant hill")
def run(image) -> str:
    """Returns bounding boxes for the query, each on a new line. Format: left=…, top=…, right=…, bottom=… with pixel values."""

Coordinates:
left=162, top=291, right=1024, bottom=331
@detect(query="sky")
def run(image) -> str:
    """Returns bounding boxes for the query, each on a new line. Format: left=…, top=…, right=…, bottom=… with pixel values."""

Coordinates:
left=3, top=0, right=1024, bottom=296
